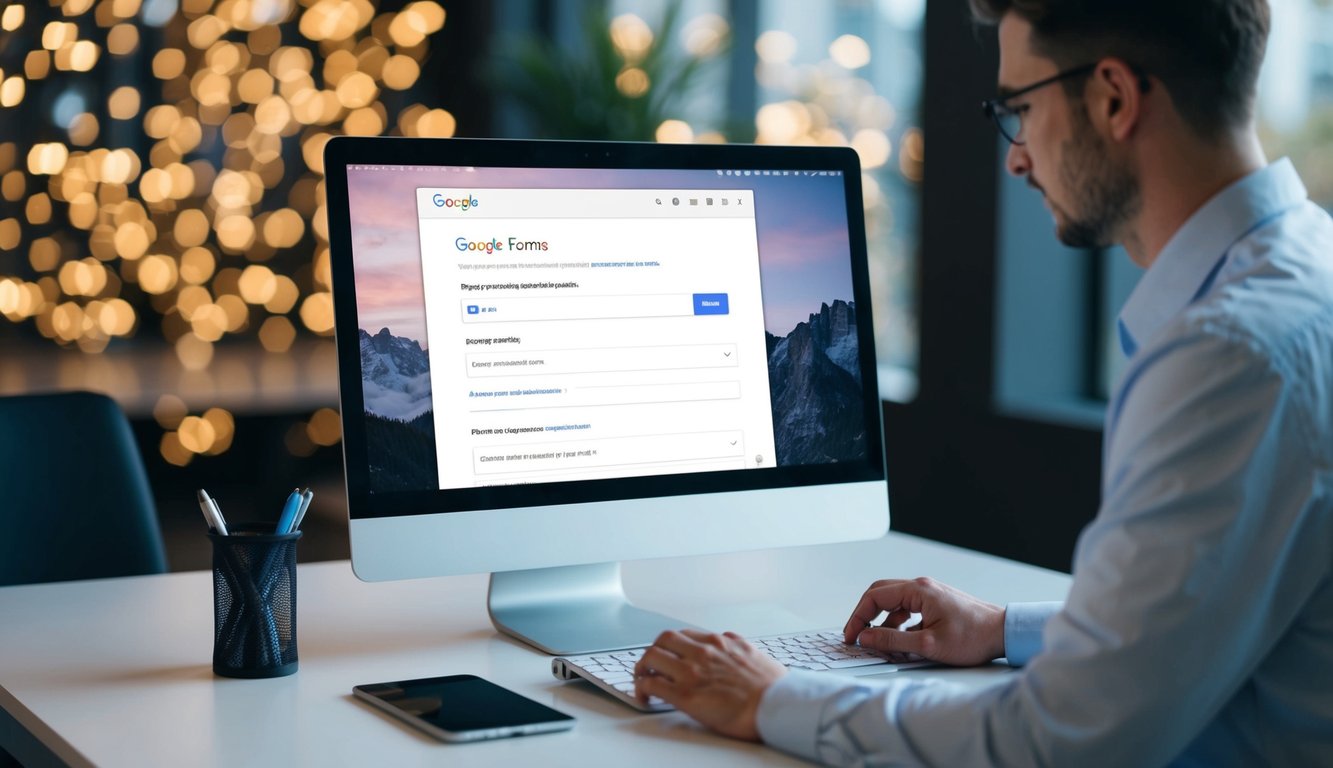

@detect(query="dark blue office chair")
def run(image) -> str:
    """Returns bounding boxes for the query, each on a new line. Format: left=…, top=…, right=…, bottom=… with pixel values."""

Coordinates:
left=0, top=391, right=167, bottom=586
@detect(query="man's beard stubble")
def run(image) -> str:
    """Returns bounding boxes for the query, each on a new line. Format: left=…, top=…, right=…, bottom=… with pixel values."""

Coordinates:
left=1050, top=106, right=1141, bottom=249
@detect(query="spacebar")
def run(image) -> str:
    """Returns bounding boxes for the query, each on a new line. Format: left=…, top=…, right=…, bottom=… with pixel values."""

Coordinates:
left=825, top=657, right=893, bottom=669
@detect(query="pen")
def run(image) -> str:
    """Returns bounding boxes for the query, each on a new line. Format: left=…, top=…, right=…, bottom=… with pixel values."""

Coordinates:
left=291, top=488, right=314, bottom=532
left=197, top=488, right=229, bottom=536
left=275, top=487, right=302, bottom=534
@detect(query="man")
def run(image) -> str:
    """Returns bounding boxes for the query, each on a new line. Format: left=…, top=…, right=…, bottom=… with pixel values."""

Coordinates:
left=633, top=1, right=1333, bottom=765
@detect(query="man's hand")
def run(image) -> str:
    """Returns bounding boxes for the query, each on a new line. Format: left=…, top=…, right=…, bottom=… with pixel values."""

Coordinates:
left=633, top=629, right=787, bottom=741
left=843, top=577, right=1006, bottom=667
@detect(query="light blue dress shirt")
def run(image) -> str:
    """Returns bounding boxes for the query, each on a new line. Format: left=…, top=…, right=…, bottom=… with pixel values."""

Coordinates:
left=756, top=158, right=1333, bottom=767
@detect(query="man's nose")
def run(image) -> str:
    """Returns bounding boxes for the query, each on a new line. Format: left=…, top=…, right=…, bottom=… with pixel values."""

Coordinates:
left=1005, top=141, right=1030, bottom=177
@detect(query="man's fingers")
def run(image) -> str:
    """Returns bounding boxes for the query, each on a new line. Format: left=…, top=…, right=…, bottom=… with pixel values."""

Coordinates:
left=652, top=629, right=707, bottom=657
left=636, top=646, right=688, bottom=682
left=634, top=668, right=675, bottom=705
left=843, top=582, right=914, bottom=642
left=857, top=626, right=935, bottom=659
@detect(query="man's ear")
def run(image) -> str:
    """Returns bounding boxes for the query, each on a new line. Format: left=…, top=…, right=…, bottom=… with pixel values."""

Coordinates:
left=1087, top=57, right=1144, bottom=143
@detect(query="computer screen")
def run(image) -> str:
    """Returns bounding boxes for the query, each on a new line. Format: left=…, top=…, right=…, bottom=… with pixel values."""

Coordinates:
left=325, top=138, right=888, bottom=654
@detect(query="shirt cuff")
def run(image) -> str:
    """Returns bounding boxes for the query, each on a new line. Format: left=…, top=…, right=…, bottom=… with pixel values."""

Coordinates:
left=756, top=670, right=859, bottom=761
left=1003, top=601, right=1062, bottom=667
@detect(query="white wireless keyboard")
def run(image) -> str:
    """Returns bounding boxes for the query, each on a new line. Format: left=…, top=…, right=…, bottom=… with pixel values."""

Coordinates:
left=552, top=629, right=929, bottom=712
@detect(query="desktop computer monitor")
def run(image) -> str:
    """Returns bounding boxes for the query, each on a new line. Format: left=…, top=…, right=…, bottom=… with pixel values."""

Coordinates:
left=324, top=137, right=889, bottom=655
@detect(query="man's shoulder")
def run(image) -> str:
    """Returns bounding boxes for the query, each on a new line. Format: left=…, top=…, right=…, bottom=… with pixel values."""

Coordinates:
left=1179, top=200, right=1333, bottom=369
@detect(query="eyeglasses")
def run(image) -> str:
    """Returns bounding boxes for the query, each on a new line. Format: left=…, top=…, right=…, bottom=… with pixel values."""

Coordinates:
left=981, top=64, right=1097, bottom=146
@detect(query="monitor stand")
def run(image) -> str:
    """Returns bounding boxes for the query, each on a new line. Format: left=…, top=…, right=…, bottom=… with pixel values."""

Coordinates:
left=487, top=562, right=702, bottom=656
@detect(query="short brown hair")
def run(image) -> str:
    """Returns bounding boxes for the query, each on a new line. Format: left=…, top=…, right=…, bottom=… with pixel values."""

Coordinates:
left=970, top=0, right=1270, bottom=139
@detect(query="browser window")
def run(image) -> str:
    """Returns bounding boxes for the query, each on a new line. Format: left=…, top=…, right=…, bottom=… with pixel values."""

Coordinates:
left=415, top=187, right=776, bottom=488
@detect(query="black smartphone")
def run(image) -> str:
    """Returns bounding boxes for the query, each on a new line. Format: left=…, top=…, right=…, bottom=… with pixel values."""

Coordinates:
left=353, top=674, right=575, bottom=743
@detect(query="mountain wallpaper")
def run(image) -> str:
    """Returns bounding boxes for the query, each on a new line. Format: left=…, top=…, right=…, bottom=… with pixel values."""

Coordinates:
left=359, top=328, right=438, bottom=492
left=765, top=299, right=865, bottom=465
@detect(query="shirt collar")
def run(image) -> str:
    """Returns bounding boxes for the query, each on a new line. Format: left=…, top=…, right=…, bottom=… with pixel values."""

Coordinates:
left=1116, top=157, right=1308, bottom=356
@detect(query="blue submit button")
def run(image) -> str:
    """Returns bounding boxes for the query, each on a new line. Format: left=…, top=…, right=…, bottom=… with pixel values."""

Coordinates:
left=692, top=293, right=729, bottom=315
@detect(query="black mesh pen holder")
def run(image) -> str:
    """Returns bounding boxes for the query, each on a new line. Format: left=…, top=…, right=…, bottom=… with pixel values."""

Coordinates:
left=210, top=525, right=302, bottom=679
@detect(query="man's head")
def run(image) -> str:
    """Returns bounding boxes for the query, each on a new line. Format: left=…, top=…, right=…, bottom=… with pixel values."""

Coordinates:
left=971, top=1, right=1270, bottom=249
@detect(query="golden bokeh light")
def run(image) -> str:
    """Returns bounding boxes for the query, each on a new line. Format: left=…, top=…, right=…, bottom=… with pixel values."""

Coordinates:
left=215, top=214, right=256, bottom=251
left=299, top=291, right=334, bottom=334
left=202, top=407, right=236, bottom=455
left=24, top=51, right=51, bottom=80
left=174, top=209, right=210, bottom=247
left=108, top=86, right=142, bottom=120
left=189, top=302, right=228, bottom=341
left=51, top=301, right=85, bottom=341
left=1, top=170, right=22, bottom=200
left=68, top=41, right=101, bottom=72
left=68, top=112, right=99, bottom=145
left=58, top=258, right=107, bottom=296
left=26, top=193, right=52, bottom=225
left=153, top=394, right=188, bottom=429
left=237, top=68, right=274, bottom=103
left=152, top=48, right=186, bottom=79
left=176, top=284, right=211, bottom=319
left=610, top=14, right=653, bottom=62
left=253, top=94, right=292, bottom=133
left=258, top=315, right=296, bottom=352
left=262, top=208, right=305, bottom=248
left=306, top=406, right=341, bottom=446
left=265, top=275, right=299, bottom=313
left=322, top=48, right=358, bottom=86
left=851, top=128, right=891, bottom=169
left=414, top=108, right=456, bottom=138
left=682, top=14, right=729, bottom=57
left=381, top=54, right=420, bottom=90
left=177, top=415, right=217, bottom=453
left=343, top=106, right=384, bottom=136
left=29, top=238, right=61, bottom=272
left=335, top=70, right=377, bottom=109
left=175, top=332, right=213, bottom=371
left=829, top=34, right=871, bottom=69
left=137, top=253, right=179, bottom=293
left=0, top=218, right=20, bottom=250
left=615, top=67, right=650, bottom=98
left=107, top=23, right=140, bottom=55
left=42, top=22, right=77, bottom=51
left=64, top=0, right=95, bottom=16
left=755, top=30, right=797, bottom=64
left=1, top=76, right=26, bottom=107
left=238, top=264, right=278, bottom=304
left=160, top=431, right=193, bottom=467
left=655, top=119, right=694, bottom=143
left=388, top=8, right=429, bottom=47
left=179, top=246, right=216, bottom=284
left=1, top=5, right=23, bottom=32
left=216, top=293, right=249, bottom=331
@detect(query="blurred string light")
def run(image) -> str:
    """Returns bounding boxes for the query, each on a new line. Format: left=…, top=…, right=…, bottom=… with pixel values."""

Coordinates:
left=0, top=0, right=451, bottom=462
left=651, top=26, right=923, bottom=190
left=747, top=30, right=924, bottom=205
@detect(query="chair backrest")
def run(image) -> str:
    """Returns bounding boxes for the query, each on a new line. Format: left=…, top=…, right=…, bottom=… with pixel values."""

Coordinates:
left=0, top=391, right=167, bottom=586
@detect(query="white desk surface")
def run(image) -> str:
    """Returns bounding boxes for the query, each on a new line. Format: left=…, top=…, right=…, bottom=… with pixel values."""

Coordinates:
left=0, top=533, right=1070, bottom=767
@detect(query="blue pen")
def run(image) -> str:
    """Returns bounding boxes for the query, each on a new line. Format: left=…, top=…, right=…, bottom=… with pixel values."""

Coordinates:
left=291, top=489, right=314, bottom=532
left=275, top=488, right=302, bottom=534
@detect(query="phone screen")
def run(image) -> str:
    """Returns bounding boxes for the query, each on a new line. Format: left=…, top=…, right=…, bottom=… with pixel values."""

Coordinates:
left=354, top=674, right=574, bottom=742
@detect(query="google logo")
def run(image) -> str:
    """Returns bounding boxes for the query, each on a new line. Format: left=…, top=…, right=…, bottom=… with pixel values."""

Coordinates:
left=432, top=193, right=479, bottom=211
